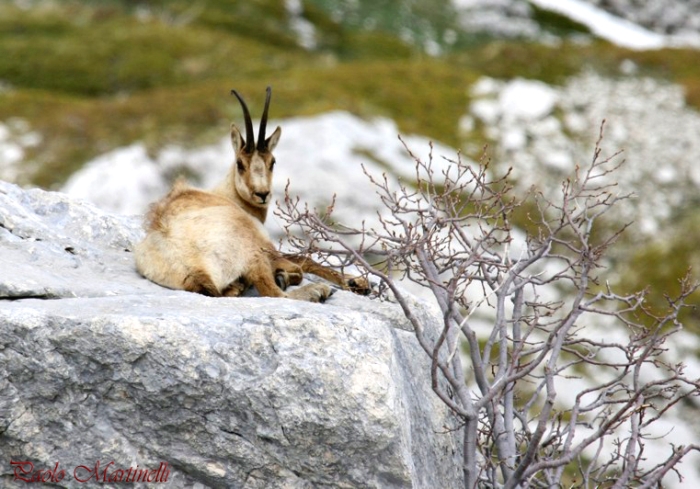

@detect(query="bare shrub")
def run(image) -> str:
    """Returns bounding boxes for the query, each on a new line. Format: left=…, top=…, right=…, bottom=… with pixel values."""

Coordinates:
left=277, top=123, right=700, bottom=488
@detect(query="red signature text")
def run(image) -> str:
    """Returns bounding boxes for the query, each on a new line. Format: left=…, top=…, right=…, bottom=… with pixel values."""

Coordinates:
left=10, top=460, right=170, bottom=484
left=10, top=461, right=65, bottom=483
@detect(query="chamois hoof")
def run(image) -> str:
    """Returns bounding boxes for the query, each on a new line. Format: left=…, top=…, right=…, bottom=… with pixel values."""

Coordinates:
left=275, top=272, right=287, bottom=290
left=311, top=283, right=334, bottom=303
left=345, top=276, right=372, bottom=296
left=288, top=283, right=334, bottom=303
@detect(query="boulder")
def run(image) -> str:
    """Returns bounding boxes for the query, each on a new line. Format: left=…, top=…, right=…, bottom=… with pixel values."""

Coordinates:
left=0, top=181, right=463, bottom=488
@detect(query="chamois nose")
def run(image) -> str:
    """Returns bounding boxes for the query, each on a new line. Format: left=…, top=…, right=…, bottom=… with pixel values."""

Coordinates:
left=254, top=191, right=270, bottom=203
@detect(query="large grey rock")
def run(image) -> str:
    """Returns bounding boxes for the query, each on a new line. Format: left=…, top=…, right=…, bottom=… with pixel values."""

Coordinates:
left=0, top=180, right=160, bottom=299
left=0, top=181, right=463, bottom=488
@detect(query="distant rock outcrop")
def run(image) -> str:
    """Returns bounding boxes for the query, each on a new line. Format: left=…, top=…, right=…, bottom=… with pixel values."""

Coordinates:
left=0, top=181, right=462, bottom=488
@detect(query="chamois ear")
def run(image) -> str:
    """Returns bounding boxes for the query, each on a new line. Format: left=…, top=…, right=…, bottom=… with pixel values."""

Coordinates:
left=265, top=126, right=282, bottom=152
left=230, top=124, right=245, bottom=153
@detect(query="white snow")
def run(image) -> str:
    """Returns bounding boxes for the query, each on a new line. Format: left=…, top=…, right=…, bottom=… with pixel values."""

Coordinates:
left=451, top=0, right=700, bottom=50
left=529, top=0, right=700, bottom=50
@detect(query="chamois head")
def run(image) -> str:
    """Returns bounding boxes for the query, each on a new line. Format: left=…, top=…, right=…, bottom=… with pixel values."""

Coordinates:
left=229, top=87, right=281, bottom=210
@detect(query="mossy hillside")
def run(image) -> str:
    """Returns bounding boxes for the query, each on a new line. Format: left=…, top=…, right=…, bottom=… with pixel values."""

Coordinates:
left=306, top=0, right=462, bottom=52
left=1, top=56, right=475, bottom=187
left=0, top=1, right=460, bottom=186
left=0, top=3, right=310, bottom=96
left=5, top=1, right=700, bottom=186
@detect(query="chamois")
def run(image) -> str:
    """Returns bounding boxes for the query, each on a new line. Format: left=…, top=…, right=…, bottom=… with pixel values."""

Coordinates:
left=134, top=87, right=369, bottom=302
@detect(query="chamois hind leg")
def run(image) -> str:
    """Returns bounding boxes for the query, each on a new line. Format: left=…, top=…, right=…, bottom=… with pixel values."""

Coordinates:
left=281, top=255, right=371, bottom=296
left=246, top=255, right=333, bottom=303
left=183, top=270, right=221, bottom=297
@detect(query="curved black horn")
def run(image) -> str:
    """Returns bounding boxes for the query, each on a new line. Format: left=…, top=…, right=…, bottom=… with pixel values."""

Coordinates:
left=231, top=89, right=255, bottom=152
left=257, top=86, right=272, bottom=152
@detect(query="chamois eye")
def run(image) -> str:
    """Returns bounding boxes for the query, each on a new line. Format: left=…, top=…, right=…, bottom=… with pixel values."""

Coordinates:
left=236, top=158, right=245, bottom=173
left=270, top=158, right=276, bottom=171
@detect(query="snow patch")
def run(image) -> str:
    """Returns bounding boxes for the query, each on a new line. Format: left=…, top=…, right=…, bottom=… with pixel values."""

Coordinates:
left=529, top=0, right=700, bottom=50
left=451, top=0, right=700, bottom=50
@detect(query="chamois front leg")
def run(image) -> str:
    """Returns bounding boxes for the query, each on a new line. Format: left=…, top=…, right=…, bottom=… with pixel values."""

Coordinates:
left=281, top=254, right=372, bottom=296
left=246, top=254, right=333, bottom=303
left=341, top=275, right=371, bottom=296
